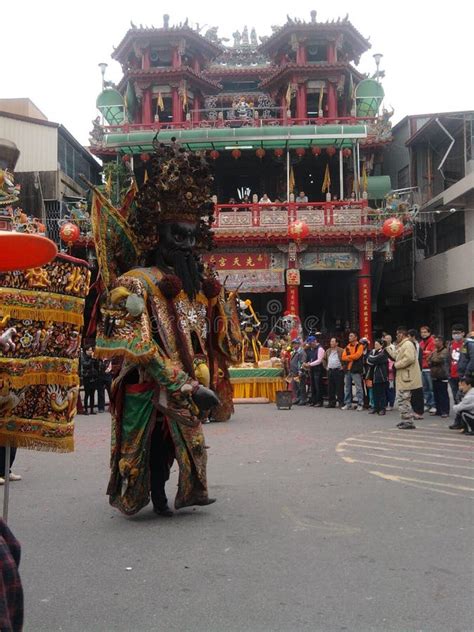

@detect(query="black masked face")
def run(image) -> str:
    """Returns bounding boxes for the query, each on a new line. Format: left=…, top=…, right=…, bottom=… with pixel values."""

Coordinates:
left=155, top=221, right=201, bottom=299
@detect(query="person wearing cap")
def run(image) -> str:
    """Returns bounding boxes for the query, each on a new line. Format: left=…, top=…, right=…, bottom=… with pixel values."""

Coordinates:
left=323, top=337, right=344, bottom=407
left=341, top=332, right=364, bottom=410
left=303, top=336, right=325, bottom=407
left=289, top=338, right=307, bottom=405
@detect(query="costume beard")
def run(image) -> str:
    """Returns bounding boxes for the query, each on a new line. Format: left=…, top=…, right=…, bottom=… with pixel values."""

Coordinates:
left=159, top=248, right=201, bottom=300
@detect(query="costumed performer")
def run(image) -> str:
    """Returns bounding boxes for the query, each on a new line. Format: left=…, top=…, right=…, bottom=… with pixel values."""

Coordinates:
left=91, top=141, right=241, bottom=517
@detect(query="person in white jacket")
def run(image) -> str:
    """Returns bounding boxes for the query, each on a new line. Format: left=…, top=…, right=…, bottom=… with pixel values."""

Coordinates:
left=453, top=376, right=474, bottom=435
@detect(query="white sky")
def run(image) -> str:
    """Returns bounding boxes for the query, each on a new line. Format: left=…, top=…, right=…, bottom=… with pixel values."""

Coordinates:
left=4, top=0, right=473, bottom=145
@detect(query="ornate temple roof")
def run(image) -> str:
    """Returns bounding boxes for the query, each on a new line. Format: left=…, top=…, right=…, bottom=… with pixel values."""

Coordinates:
left=117, top=67, right=222, bottom=93
left=112, top=24, right=223, bottom=64
left=259, top=15, right=371, bottom=60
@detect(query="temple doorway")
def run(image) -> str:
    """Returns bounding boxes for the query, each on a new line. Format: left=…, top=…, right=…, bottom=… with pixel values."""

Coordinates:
left=299, top=270, right=357, bottom=342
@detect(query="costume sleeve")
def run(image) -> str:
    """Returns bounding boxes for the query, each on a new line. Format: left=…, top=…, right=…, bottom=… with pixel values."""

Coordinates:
left=96, top=275, right=191, bottom=393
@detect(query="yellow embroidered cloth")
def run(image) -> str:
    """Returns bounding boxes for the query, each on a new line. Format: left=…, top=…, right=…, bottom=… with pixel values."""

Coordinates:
left=0, top=254, right=90, bottom=452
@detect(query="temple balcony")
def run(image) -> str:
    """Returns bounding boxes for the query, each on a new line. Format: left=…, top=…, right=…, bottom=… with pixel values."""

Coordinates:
left=212, top=200, right=394, bottom=243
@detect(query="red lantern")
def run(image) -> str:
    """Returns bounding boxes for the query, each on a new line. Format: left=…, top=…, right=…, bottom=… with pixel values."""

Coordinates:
left=381, top=217, right=404, bottom=238
left=311, top=146, right=321, bottom=156
left=140, top=152, right=150, bottom=162
left=274, top=148, right=284, bottom=157
left=122, top=154, right=131, bottom=163
left=210, top=150, right=220, bottom=160
left=326, top=146, right=336, bottom=157
left=342, top=148, right=352, bottom=158
left=288, top=220, right=309, bottom=240
left=295, top=148, right=306, bottom=157
left=60, top=222, right=81, bottom=246
left=256, top=148, right=266, bottom=160
left=231, top=149, right=241, bottom=160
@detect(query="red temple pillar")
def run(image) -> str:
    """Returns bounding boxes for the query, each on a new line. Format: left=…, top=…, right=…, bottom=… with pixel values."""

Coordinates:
left=296, top=83, right=307, bottom=120
left=327, top=40, right=336, bottom=63
left=172, top=48, right=181, bottom=69
left=171, top=87, right=181, bottom=123
left=142, top=88, right=153, bottom=125
left=142, top=48, right=150, bottom=71
left=357, top=257, right=372, bottom=340
left=327, top=81, right=338, bottom=118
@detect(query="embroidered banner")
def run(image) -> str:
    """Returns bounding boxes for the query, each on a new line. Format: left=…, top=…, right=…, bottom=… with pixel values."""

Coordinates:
left=0, top=254, right=90, bottom=452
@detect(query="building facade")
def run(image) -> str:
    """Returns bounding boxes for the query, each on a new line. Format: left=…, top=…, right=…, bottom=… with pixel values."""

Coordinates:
left=90, top=12, right=408, bottom=340
left=381, top=111, right=474, bottom=335
left=0, top=99, right=102, bottom=244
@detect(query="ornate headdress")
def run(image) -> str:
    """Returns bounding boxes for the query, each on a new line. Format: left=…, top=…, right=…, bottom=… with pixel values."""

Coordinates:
left=129, top=138, right=215, bottom=253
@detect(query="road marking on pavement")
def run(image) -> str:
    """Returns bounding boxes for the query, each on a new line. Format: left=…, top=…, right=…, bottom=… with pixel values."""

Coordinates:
left=369, top=471, right=474, bottom=492
left=342, top=457, right=474, bottom=480
left=281, top=506, right=361, bottom=536
left=337, top=425, right=474, bottom=498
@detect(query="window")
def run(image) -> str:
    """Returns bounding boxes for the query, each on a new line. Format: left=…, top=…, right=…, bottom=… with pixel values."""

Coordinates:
left=397, top=165, right=409, bottom=189
left=435, top=211, right=465, bottom=254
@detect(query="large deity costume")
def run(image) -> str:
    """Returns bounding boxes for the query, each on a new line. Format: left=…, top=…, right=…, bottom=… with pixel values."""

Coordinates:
left=91, top=143, right=241, bottom=515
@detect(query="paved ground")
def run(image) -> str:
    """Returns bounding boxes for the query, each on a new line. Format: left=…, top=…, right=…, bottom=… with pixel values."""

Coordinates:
left=5, top=404, right=474, bottom=632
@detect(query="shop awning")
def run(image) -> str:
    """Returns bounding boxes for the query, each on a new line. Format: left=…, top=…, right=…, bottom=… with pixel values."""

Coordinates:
left=367, top=175, right=392, bottom=200
left=102, top=124, right=368, bottom=154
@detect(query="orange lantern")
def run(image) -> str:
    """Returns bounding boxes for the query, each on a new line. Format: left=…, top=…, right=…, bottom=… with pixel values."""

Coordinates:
left=274, top=148, right=284, bottom=157
left=210, top=150, right=220, bottom=160
left=311, top=146, right=321, bottom=156
left=60, top=222, right=81, bottom=246
left=326, top=146, right=336, bottom=157
left=140, top=152, right=150, bottom=162
left=342, top=148, right=352, bottom=158
left=288, top=220, right=309, bottom=240
left=0, top=233, right=57, bottom=272
left=256, top=148, right=266, bottom=160
left=381, top=217, right=404, bottom=238
left=295, top=148, right=306, bottom=157
left=231, top=149, right=241, bottom=160
left=122, top=154, right=131, bottom=163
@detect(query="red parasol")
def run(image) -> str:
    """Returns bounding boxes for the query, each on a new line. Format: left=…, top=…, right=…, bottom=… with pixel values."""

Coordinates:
left=0, top=233, right=58, bottom=272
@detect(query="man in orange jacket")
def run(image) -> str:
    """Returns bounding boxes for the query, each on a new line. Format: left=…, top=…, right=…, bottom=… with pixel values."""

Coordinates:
left=341, top=332, right=364, bottom=410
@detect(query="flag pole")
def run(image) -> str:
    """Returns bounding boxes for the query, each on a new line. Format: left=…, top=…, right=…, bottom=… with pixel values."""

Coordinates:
left=339, top=147, right=344, bottom=200
left=286, top=148, right=290, bottom=202
left=2, top=444, right=10, bottom=522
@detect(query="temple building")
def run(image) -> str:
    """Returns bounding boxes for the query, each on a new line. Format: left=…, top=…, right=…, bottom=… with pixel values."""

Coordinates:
left=90, top=11, right=408, bottom=340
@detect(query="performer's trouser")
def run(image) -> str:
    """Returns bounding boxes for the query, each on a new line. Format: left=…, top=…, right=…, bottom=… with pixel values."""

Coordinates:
left=422, top=370, right=435, bottom=408
left=97, top=376, right=112, bottom=411
left=310, top=368, right=323, bottom=404
left=149, top=420, right=174, bottom=508
left=327, top=369, right=344, bottom=406
left=411, top=387, right=424, bottom=416
left=433, top=379, right=450, bottom=416
left=344, top=372, right=364, bottom=406
left=460, top=411, right=474, bottom=434
left=0, top=447, right=16, bottom=477
left=397, top=389, right=413, bottom=419
left=372, top=382, right=387, bottom=412
left=83, top=380, right=96, bottom=413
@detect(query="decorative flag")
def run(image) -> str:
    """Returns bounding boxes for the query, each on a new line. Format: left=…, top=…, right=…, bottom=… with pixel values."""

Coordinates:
left=105, top=169, right=112, bottom=197
left=157, top=92, right=164, bottom=112
left=322, top=164, right=331, bottom=193
left=182, top=85, right=188, bottom=111
left=362, top=163, right=368, bottom=193
left=289, top=167, right=295, bottom=194
left=285, top=83, right=292, bottom=108
left=318, top=85, right=324, bottom=114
